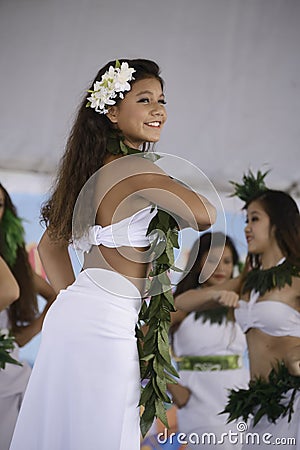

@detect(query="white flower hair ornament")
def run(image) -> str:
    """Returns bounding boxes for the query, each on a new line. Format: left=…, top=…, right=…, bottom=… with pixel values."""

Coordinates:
left=86, top=60, right=136, bottom=114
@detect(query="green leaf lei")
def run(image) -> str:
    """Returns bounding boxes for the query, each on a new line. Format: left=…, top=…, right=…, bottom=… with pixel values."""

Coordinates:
left=242, top=259, right=300, bottom=296
left=194, top=307, right=229, bottom=325
left=0, top=209, right=25, bottom=267
left=106, top=132, right=142, bottom=156
left=137, top=209, right=180, bottom=437
left=222, top=362, right=300, bottom=426
left=0, top=330, right=22, bottom=370
left=106, top=136, right=180, bottom=437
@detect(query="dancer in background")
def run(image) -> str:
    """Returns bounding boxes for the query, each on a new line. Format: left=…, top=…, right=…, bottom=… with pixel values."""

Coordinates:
left=170, top=232, right=249, bottom=448
left=178, top=172, right=300, bottom=449
left=10, top=58, right=216, bottom=450
left=0, top=183, right=56, bottom=450
left=0, top=256, right=19, bottom=308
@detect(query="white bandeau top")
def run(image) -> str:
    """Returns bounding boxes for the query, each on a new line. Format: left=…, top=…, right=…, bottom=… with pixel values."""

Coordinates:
left=173, top=312, right=247, bottom=357
left=235, top=290, right=300, bottom=338
left=73, top=206, right=157, bottom=253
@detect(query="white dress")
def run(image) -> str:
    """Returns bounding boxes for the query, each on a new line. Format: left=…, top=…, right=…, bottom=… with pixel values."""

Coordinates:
left=0, top=310, right=31, bottom=450
left=10, top=207, right=156, bottom=450
left=173, top=312, right=250, bottom=449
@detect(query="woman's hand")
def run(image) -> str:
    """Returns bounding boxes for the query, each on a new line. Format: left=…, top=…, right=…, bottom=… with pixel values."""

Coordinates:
left=175, top=276, right=242, bottom=313
left=212, top=290, right=240, bottom=309
left=167, top=382, right=191, bottom=409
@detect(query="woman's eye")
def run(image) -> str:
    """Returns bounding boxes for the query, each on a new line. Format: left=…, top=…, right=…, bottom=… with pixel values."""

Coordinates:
left=137, top=98, right=167, bottom=105
left=245, top=216, right=258, bottom=223
left=224, top=259, right=233, bottom=265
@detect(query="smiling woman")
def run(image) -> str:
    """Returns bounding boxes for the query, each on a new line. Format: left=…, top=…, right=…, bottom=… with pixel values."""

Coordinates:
left=106, top=79, right=167, bottom=148
left=9, top=58, right=216, bottom=450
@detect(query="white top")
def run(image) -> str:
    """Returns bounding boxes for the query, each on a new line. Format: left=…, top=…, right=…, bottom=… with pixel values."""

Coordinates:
left=173, top=312, right=247, bottom=357
left=235, top=290, right=300, bottom=338
left=73, top=206, right=157, bottom=253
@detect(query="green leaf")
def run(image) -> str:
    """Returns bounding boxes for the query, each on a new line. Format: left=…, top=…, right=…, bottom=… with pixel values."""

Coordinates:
left=155, top=398, right=169, bottom=428
left=140, top=353, right=155, bottom=362
left=140, top=400, right=156, bottom=437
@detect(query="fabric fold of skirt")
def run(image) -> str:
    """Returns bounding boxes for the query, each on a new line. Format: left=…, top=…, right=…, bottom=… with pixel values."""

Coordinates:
left=10, top=269, right=142, bottom=450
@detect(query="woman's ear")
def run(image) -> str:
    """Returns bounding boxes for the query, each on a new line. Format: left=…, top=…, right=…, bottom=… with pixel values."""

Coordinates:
left=106, top=106, right=119, bottom=124
left=270, top=224, right=277, bottom=237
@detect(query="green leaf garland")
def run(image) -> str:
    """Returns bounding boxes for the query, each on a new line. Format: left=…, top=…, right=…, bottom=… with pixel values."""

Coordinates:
left=138, top=209, right=180, bottom=437
left=194, top=307, right=229, bottom=325
left=222, top=362, right=300, bottom=425
left=106, top=132, right=142, bottom=156
left=242, top=260, right=300, bottom=296
left=0, top=209, right=25, bottom=267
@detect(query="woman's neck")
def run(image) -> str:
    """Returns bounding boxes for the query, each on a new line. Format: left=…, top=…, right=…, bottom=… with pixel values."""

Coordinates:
left=260, top=245, right=285, bottom=269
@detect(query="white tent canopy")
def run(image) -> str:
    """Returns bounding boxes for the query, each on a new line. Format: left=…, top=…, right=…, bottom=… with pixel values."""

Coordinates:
left=1, top=0, right=300, bottom=197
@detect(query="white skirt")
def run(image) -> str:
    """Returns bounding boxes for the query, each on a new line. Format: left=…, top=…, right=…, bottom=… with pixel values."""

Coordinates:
left=176, top=368, right=250, bottom=449
left=0, top=338, right=31, bottom=450
left=241, top=390, right=300, bottom=449
left=9, top=269, right=142, bottom=450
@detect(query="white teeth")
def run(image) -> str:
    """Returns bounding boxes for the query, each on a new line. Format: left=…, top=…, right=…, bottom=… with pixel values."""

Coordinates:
left=147, top=122, right=160, bottom=127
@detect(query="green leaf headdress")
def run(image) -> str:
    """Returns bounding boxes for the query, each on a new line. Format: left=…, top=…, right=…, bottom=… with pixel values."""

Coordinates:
left=229, top=169, right=269, bottom=205
left=0, top=209, right=25, bottom=267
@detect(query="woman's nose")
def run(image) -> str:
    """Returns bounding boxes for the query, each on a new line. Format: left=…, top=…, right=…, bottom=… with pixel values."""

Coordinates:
left=151, top=103, right=165, bottom=115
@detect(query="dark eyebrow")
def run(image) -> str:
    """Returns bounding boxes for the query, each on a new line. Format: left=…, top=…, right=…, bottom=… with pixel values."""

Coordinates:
left=135, top=90, right=165, bottom=97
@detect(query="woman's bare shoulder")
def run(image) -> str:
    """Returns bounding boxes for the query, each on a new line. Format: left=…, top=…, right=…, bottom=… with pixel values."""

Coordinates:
left=121, top=154, right=165, bottom=174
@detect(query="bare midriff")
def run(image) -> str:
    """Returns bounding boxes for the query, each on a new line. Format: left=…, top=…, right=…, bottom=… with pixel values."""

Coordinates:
left=246, top=328, right=300, bottom=380
left=83, top=244, right=151, bottom=294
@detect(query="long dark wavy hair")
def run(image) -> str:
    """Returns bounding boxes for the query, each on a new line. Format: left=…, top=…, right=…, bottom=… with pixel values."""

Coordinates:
left=41, top=59, right=164, bottom=242
left=0, top=183, right=38, bottom=330
left=174, top=231, right=239, bottom=297
left=246, top=190, right=300, bottom=267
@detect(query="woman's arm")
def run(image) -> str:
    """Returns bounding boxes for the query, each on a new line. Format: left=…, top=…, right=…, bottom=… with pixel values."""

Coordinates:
left=170, top=309, right=188, bottom=329
left=38, top=230, right=75, bottom=295
left=14, top=272, right=57, bottom=347
left=128, top=158, right=217, bottom=231
left=175, top=276, right=242, bottom=312
left=0, top=256, right=20, bottom=310
left=167, top=382, right=191, bottom=409
left=32, top=272, right=57, bottom=303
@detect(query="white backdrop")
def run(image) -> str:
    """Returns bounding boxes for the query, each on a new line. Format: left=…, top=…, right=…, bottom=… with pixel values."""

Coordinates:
left=1, top=0, right=300, bottom=197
